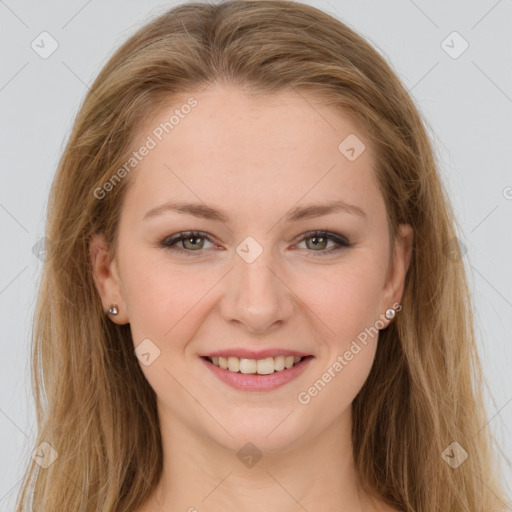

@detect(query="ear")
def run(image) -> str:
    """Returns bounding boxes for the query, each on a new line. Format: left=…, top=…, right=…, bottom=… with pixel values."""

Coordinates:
left=89, top=233, right=129, bottom=324
left=380, top=223, right=413, bottom=324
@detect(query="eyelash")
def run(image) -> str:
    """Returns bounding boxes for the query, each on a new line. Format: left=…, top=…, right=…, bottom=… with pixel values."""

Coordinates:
left=158, top=230, right=352, bottom=258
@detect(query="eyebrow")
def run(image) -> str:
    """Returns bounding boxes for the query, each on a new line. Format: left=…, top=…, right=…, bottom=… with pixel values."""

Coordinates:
left=142, top=199, right=366, bottom=222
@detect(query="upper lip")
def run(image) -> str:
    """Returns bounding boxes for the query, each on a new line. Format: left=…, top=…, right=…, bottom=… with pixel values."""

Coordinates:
left=201, top=348, right=312, bottom=359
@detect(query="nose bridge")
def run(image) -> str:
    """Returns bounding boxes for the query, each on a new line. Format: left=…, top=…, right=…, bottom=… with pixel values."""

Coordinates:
left=221, top=235, right=293, bottom=332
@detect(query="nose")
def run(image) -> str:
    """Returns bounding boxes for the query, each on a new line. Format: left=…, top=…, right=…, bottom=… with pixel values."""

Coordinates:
left=220, top=243, right=295, bottom=333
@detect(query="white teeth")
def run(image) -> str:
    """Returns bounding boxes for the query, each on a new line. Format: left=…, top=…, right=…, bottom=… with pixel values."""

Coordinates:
left=208, top=355, right=305, bottom=374
left=227, top=357, right=239, bottom=372
left=257, top=357, right=275, bottom=374
left=285, top=355, right=294, bottom=369
left=239, top=358, right=257, bottom=374
left=274, top=355, right=285, bottom=371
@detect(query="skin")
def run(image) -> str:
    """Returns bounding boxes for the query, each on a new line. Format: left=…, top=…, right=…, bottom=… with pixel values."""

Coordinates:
left=90, top=82, right=413, bottom=512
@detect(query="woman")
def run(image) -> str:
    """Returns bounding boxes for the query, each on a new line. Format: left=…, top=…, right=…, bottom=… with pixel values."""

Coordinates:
left=16, top=0, right=509, bottom=510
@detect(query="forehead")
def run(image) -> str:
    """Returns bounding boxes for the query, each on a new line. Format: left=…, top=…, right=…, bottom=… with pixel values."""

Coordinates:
left=122, top=84, right=383, bottom=225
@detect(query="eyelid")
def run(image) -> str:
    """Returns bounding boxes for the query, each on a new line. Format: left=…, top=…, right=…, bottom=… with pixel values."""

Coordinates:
left=159, top=229, right=352, bottom=256
left=160, top=230, right=217, bottom=252
left=293, top=230, right=350, bottom=246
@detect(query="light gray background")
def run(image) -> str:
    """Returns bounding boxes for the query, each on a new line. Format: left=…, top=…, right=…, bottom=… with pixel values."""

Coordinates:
left=1, top=0, right=511, bottom=509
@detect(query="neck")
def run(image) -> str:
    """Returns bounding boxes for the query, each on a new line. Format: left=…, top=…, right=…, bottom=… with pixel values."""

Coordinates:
left=148, top=402, right=370, bottom=512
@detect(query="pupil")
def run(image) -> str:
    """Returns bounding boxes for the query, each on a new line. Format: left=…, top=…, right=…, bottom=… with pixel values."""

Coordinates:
left=186, top=236, right=202, bottom=249
left=309, top=236, right=325, bottom=249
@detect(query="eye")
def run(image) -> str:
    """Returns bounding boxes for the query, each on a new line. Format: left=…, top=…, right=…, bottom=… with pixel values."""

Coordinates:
left=294, top=230, right=352, bottom=256
left=159, top=231, right=217, bottom=255
left=159, top=230, right=351, bottom=257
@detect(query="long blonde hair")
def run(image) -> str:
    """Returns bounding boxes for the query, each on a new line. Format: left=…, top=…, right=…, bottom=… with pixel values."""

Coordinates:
left=16, top=1, right=509, bottom=510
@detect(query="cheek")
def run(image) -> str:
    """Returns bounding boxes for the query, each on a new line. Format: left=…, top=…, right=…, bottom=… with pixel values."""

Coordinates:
left=119, top=246, right=210, bottom=344
left=297, top=268, right=380, bottom=413
left=298, top=259, right=385, bottom=343
left=120, top=255, right=212, bottom=396
left=292, top=258, right=383, bottom=407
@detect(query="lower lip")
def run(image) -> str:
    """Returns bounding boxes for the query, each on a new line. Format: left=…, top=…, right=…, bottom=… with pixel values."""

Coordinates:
left=200, top=356, right=314, bottom=391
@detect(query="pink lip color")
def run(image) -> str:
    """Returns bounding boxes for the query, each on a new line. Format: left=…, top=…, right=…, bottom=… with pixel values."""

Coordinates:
left=200, top=356, right=313, bottom=391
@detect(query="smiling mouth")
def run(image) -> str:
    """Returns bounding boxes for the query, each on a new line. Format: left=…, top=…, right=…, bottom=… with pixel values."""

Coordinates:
left=201, top=355, right=312, bottom=375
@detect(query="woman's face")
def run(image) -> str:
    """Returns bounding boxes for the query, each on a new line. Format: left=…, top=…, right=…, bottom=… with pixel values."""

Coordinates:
left=92, top=83, right=412, bottom=452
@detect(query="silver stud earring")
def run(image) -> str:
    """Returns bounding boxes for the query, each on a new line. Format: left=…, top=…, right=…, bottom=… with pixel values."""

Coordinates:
left=385, top=307, right=396, bottom=320
left=107, top=304, right=118, bottom=316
